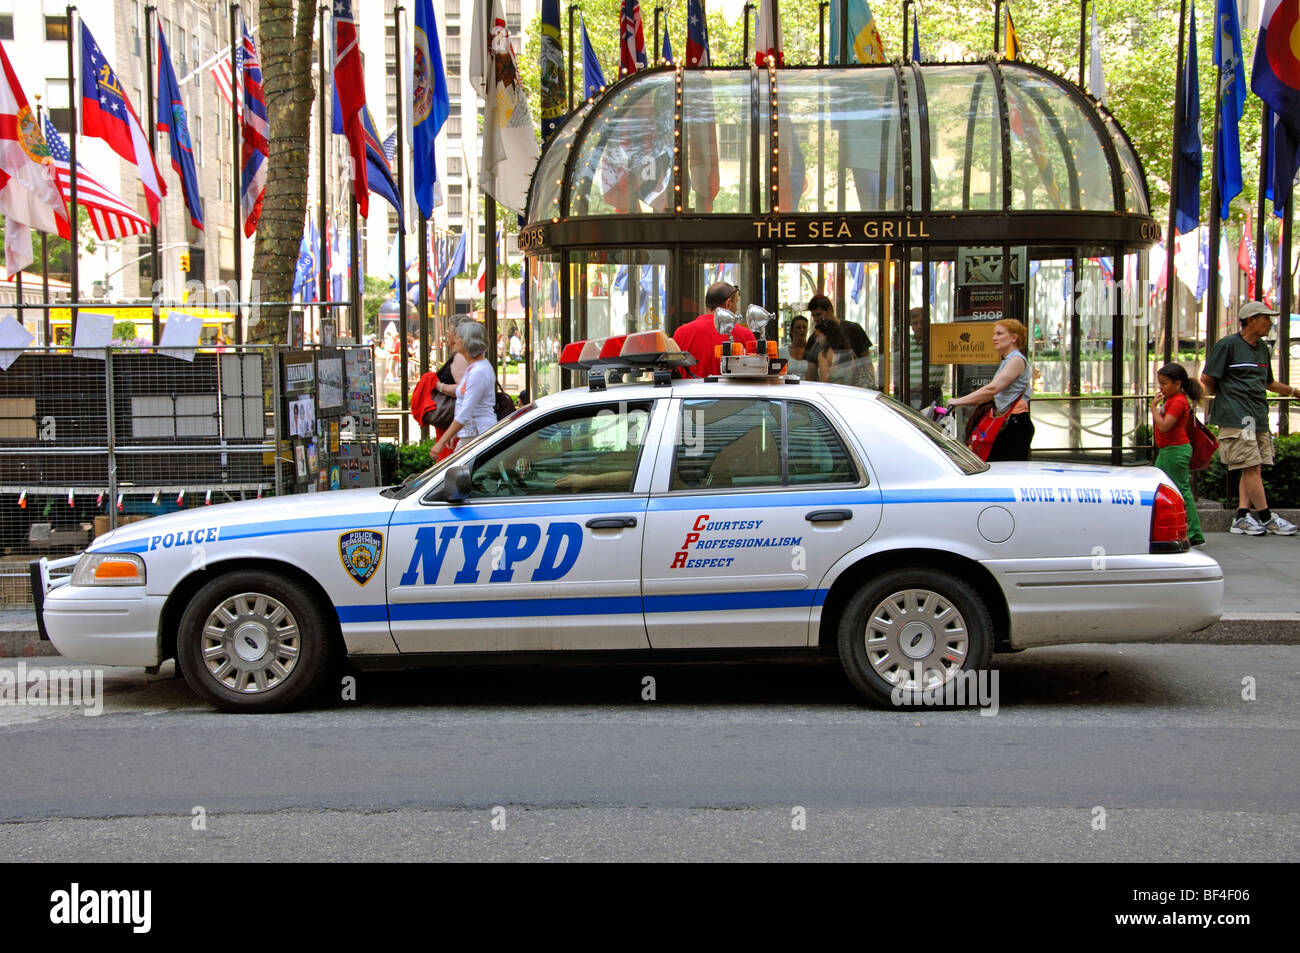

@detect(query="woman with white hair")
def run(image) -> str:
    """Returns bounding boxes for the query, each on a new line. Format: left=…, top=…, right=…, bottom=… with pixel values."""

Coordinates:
left=431, top=321, right=497, bottom=457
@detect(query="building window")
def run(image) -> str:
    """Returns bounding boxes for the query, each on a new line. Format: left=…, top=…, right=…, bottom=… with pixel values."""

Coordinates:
left=447, top=155, right=462, bottom=176
left=49, top=109, right=71, bottom=134
left=447, top=74, right=461, bottom=97
left=446, top=0, right=459, bottom=17
left=193, top=115, right=203, bottom=165
left=447, top=115, right=461, bottom=137
left=45, top=15, right=69, bottom=42
left=0, top=14, right=14, bottom=41
left=719, top=124, right=744, bottom=162
left=448, top=184, right=462, bottom=216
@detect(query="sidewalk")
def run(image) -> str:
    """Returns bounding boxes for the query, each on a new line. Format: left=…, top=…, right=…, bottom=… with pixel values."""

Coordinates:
left=2, top=532, right=1297, bottom=658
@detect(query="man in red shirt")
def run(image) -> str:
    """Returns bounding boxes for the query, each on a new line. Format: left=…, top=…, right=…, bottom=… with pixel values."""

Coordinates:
left=673, top=281, right=757, bottom=378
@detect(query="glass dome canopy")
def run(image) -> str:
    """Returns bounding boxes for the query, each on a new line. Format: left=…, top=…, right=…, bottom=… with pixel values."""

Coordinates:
left=524, top=61, right=1153, bottom=239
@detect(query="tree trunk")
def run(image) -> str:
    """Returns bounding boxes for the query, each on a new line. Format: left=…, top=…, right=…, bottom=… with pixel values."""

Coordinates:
left=247, top=0, right=316, bottom=344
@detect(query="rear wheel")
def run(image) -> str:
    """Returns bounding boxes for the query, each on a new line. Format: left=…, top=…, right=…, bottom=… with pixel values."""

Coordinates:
left=177, top=572, right=335, bottom=713
left=837, top=568, right=993, bottom=708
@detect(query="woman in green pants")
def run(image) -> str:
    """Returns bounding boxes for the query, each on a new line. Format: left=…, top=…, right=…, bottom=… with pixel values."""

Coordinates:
left=1151, top=363, right=1205, bottom=546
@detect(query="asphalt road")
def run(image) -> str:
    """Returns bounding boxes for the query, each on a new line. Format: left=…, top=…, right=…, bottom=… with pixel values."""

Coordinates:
left=1, top=644, right=1297, bottom=862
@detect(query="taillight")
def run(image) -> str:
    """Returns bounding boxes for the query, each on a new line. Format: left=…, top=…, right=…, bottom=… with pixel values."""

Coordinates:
left=1150, top=483, right=1189, bottom=553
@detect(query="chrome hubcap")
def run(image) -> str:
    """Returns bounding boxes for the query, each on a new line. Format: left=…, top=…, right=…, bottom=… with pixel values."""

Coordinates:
left=201, top=592, right=300, bottom=694
left=863, top=588, right=969, bottom=691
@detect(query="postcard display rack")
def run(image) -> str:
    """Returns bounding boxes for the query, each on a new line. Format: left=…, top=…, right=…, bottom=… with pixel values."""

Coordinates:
left=281, top=348, right=379, bottom=492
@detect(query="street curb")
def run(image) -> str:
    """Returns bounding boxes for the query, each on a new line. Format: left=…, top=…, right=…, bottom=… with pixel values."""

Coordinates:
left=0, top=618, right=1297, bottom=659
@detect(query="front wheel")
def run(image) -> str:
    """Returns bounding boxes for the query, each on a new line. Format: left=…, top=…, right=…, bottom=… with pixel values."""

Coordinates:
left=837, top=568, right=993, bottom=708
left=177, top=572, right=336, bottom=713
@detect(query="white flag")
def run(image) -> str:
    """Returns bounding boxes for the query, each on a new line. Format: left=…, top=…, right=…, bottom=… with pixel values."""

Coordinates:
left=1088, top=8, right=1106, bottom=104
left=4, top=219, right=32, bottom=278
left=470, top=0, right=539, bottom=213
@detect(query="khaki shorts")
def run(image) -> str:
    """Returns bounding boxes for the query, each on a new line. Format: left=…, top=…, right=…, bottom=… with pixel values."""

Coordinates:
left=1217, top=427, right=1274, bottom=470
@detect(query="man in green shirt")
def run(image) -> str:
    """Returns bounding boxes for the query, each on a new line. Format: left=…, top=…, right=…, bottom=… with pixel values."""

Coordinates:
left=1200, top=300, right=1297, bottom=536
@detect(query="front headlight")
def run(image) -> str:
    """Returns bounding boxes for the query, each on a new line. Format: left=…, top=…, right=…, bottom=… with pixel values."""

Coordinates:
left=71, top=553, right=147, bottom=587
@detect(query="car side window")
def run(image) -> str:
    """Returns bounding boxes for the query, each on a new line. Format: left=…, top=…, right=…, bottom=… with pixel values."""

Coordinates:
left=787, top=402, right=856, bottom=485
left=672, top=398, right=858, bottom=491
left=466, top=401, right=653, bottom=498
left=672, top=398, right=783, bottom=490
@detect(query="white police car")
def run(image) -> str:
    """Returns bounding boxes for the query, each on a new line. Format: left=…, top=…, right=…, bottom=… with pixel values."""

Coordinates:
left=33, top=330, right=1222, bottom=712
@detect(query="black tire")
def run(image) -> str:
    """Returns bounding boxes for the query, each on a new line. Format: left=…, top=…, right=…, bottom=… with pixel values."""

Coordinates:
left=837, top=568, right=993, bottom=709
left=176, top=571, right=336, bottom=713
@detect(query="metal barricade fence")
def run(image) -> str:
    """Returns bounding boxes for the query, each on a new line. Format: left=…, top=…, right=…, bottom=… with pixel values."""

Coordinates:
left=0, top=343, right=379, bottom=605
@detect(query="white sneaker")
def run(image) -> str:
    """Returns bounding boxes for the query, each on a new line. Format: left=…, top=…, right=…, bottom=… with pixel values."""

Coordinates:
left=1230, top=513, right=1267, bottom=536
left=1261, top=514, right=1298, bottom=536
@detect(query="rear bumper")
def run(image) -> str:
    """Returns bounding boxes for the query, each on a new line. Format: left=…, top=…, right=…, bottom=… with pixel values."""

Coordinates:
left=985, top=552, right=1224, bottom=649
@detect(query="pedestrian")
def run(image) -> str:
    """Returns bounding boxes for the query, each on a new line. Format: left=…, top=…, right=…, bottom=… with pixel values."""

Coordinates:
left=779, top=314, right=808, bottom=365
left=1200, top=300, right=1297, bottom=535
left=672, top=281, right=756, bottom=378
left=806, top=295, right=874, bottom=388
left=1151, top=363, right=1206, bottom=546
left=948, top=318, right=1033, bottom=461
left=431, top=321, right=497, bottom=458
left=412, top=324, right=470, bottom=462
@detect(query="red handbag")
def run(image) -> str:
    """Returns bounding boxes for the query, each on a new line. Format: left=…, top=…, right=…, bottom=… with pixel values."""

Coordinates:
left=966, top=389, right=1026, bottom=461
left=1185, top=410, right=1218, bottom=470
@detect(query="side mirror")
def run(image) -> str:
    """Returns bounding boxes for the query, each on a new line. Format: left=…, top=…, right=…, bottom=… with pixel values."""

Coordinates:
left=437, top=465, right=472, bottom=502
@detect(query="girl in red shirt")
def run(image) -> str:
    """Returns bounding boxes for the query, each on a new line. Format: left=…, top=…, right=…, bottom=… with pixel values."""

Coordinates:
left=1152, top=363, right=1205, bottom=546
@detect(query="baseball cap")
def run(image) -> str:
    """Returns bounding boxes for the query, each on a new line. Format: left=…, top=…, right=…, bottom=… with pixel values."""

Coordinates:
left=705, top=281, right=739, bottom=308
left=1239, top=300, right=1280, bottom=323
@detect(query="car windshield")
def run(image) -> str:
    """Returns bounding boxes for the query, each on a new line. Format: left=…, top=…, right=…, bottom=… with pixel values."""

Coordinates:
left=380, top=402, right=538, bottom=499
left=875, top=394, right=989, bottom=475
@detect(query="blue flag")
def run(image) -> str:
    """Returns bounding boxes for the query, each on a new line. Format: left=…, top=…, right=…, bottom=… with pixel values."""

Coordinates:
left=1213, top=0, right=1244, bottom=220
left=1175, top=3, right=1202, bottom=235
left=662, top=25, right=673, bottom=63
left=156, top=26, right=202, bottom=229
left=293, top=218, right=317, bottom=302
left=332, top=85, right=403, bottom=225
left=581, top=16, right=607, bottom=100
left=911, top=13, right=922, bottom=63
left=413, top=0, right=450, bottom=217
left=540, top=0, right=566, bottom=141
left=435, top=231, right=466, bottom=303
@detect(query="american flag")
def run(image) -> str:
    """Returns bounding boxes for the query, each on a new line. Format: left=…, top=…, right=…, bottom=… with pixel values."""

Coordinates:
left=41, top=115, right=149, bottom=240
left=239, top=17, right=268, bottom=236
left=685, top=0, right=710, bottom=67
left=210, top=56, right=236, bottom=111
left=382, top=128, right=397, bottom=164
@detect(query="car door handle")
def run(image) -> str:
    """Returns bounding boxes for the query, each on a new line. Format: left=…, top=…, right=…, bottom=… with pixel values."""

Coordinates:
left=586, top=516, right=638, bottom=529
left=805, top=509, right=852, bottom=523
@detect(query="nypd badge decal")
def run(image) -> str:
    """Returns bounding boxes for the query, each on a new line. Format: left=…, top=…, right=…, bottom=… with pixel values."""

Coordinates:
left=339, top=530, right=383, bottom=585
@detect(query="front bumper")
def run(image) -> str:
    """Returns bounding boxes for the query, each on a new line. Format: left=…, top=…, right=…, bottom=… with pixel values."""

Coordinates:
left=31, top=555, right=164, bottom=667
left=985, top=551, right=1224, bottom=649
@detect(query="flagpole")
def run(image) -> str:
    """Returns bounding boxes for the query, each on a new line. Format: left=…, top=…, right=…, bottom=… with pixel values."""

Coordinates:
left=230, top=3, right=243, bottom=344
left=567, top=4, right=576, bottom=112
left=1253, top=157, right=1263, bottom=302
left=483, top=0, right=497, bottom=368
left=1163, top=0, right=1190, bottom=368
left=1078, top=0, right=1087, bottom=88
left=65, top=5, right=79, bottom=339
left=903, top=0, right=912, bottom=63
left=145, top=4, right=161, bottom=344
left=35, top=93, right=49, bottom=333
left=742, top=3, right=753, bottom=64
left=349, top=194, right=360, bottom=340
left=653, top=7, right=662, bottom=65
left=994, top=0, right=1002, bottom=55
left=837, top=0, right=847, bottom=63
left=317, top=2, right=329, bottom=311
left=394, top=4, right=410, bottom=444
left=1255, top=116, right=1269, bottom=303
left=419, top=213, right=429, bottom=388
left=818, top=0, right=826, bottom=290
left=1207, top=5, right=1224, bottom=349
left=1280, top=198, right=1292, bottom=436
